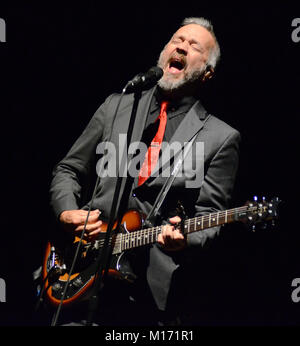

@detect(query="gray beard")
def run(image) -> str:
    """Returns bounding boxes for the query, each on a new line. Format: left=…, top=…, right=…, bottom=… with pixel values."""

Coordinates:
left=157, top=53, right=206, bottom=93
left=157, top=69, right=204, bottom=96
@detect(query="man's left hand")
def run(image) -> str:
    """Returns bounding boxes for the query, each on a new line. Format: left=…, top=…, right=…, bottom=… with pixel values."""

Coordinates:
left=157, top=216, right=187, bottom=251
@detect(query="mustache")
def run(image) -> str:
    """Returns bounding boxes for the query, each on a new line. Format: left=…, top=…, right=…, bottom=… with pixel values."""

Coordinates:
left=167, top=53, right=187, bottom=69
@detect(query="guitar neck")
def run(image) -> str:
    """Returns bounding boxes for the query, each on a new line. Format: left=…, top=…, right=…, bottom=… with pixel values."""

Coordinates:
left=113, top=206, right=249, bottom=254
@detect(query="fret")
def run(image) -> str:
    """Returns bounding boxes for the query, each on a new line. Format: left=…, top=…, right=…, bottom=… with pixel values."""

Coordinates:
left=217, top=211, right=219, bottom=225
left=209, top=213, right=211, bottom=228
left=212, top=214, right=216, bottom=227
left=144, top=230, right=149, bottom=245
left=127, top=234, right=130, bottom=250
left=118, top=234, right=122, bottom=252
left=196, top=217, right=201, bottom=230
left=156, top=227, right=161, bottom=241
left=140, top=232, right=144, bottom=245
left=119, top=234, right=123, bottom=253
left=225, top=210, right=228, bottom=223
left=201, top=215, right=204, bottom=230
left=122, top=235, right=125, bottom=251
left=140, top=230, right=144, bottom=246
left=124, top=234, right=128, bottom=250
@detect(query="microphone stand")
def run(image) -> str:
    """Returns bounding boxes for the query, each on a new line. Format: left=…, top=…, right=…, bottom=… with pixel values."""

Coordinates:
left=85, top=89, right=142, bottom=326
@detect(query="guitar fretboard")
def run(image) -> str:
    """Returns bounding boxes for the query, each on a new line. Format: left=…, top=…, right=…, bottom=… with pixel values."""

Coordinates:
left=112, top=206, right=250, bottom=254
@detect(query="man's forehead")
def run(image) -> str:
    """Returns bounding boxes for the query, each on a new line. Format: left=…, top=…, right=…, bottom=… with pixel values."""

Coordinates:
left=173, top=24, right=215, bottom=47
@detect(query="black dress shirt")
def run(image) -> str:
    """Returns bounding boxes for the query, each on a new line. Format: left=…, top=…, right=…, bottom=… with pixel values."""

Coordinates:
left=141, top=90, right=198, bottom=147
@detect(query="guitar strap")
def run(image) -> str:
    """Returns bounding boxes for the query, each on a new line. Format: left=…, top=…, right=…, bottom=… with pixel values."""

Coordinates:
left=144, top=114, right=211, bottom=226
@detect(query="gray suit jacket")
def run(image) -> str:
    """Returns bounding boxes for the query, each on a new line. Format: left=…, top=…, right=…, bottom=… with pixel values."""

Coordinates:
left=50, top=86, right=241, bottom=311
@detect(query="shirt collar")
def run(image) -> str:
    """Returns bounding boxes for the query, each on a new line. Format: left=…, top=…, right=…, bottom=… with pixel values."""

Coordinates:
left=150, top=88, right=198, bottom=118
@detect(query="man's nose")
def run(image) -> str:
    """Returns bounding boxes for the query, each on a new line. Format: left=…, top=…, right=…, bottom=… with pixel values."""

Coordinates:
left=176, top=42, right=188, bottom=56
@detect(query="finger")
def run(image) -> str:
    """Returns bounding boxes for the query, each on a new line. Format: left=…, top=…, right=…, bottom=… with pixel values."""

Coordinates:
left=157, top=233, right=165, bottom=246
left=172, top=229, right=185, bottom=240
left=75, top=220, right=103, bottom=233
left=88, top=228, right=103, bottom=236
left=80, top=220, right=103, bottom=232
left=76, top=213, right=101, bottom=226
left=168, top=215, right=181, bottom=224
left=161, top=224, right=174, bottom=235
left=78, top=209, right=101, bottom=217
left=86, top=213, right=101, bottom=223
left=161, top=226, right=174, bottom=248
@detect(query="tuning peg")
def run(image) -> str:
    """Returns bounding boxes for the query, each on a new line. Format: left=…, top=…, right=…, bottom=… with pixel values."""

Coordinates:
left=252, top=224, right=256, bottom=232
left=254, top=196, right=258, bottom=202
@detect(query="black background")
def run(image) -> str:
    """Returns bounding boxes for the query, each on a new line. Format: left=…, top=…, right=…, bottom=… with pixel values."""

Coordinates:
left=0, top=1, right=299, bottom=326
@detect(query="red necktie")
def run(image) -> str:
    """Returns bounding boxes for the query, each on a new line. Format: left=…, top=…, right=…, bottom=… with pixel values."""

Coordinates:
left=138, top=101, right=169, bottom=186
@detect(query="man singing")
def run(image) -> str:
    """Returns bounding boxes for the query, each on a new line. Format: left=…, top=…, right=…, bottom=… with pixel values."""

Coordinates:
left=49, top=17, right=240, bottom=326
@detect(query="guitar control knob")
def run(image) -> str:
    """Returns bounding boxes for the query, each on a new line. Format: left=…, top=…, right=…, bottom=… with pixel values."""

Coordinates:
left=52, top=283, right=62, bottom=292
left=72, top=276, right=83, bottom=288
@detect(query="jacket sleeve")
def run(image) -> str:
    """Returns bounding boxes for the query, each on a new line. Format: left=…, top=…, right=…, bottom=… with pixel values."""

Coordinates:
left=186, top=129, right=241, bottom=248
left=49, top=95, right=113, bottom=219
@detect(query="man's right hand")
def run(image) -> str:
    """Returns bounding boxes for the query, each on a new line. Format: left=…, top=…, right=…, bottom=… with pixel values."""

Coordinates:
left=59, top=209, right=102, bottom=240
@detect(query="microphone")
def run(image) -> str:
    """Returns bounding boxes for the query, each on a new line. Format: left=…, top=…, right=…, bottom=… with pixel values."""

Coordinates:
left=123, top=66, right=163, bottom=93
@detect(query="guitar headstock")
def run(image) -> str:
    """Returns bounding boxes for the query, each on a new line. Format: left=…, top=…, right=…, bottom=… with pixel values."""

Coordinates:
left=244, top=196, right=281, bottom=231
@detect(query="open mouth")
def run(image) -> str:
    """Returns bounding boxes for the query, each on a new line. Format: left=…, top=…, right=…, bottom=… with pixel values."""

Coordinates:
left=168, top=57, right=186, bottom=74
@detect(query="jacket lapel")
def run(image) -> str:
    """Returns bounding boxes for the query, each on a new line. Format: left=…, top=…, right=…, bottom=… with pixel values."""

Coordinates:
left=168, top=100, right=206, bottom=146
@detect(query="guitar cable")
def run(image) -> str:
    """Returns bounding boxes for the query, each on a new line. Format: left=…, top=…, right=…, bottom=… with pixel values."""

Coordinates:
left=51, top=87, right=127, bottom=326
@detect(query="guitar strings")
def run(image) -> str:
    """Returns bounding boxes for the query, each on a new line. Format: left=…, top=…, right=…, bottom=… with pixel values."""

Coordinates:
left=83, top=205, right=258, bottom=250
left=88, top=205, right=252, bottom=248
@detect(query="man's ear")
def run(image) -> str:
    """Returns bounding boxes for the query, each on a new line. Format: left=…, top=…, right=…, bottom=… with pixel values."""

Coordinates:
left=202, top=66, right=215, bottom=82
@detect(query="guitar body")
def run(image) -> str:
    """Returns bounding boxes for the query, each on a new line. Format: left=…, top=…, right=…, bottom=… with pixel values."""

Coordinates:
left=42, top=209, right=145, bottom=307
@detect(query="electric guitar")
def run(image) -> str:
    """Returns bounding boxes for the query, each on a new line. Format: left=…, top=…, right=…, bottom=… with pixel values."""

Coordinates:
left=42, top=197, right=280, bottom=307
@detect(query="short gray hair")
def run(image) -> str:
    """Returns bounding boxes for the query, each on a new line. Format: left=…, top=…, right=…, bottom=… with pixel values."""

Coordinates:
left=181, top=17, right=221, bottom=69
